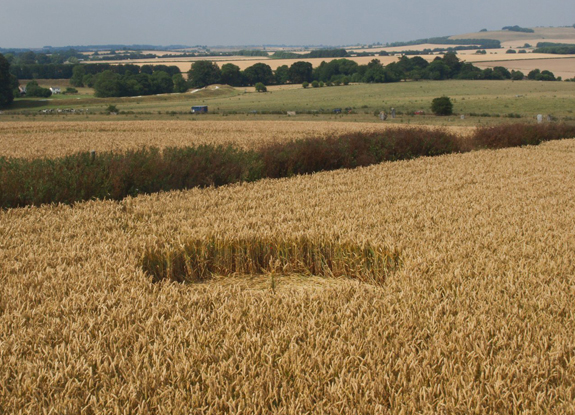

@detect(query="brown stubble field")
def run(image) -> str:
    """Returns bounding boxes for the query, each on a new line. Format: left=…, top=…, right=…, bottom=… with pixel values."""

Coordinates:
left=1, top=128, right=575, bottom=413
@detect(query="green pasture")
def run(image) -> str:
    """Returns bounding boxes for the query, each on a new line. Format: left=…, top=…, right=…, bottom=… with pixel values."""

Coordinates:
left=3, top=80, right=575, bottom=124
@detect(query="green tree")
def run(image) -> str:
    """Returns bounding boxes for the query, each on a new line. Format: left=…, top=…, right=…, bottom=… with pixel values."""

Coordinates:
left=311, top=80, right=319, bottom=88
left=151, top=71, right=174, bottom=94
left=25, top=80, right=52, bottom=98
left=302, top=81, right=309, bottom=88
left=274, top=65, right=289, bottom=84
left=93, top=70, right=122, bottom=97
left=220, top=63, right=243, bottom=86
left=288, top=61, right=313, bottom=83
left=431, top=96, right=453, bottom=116
left=0, top=53, right=15, bottom=106
left=188, top=61, right=221, bottom=88
left=243, top=63, right=274, bottom=85
left=70, top=65, right=86, bottom=87
left=172, top=73, right=189, bottom=93
left=255, top=82, right=267, bottom=92
left=511, top=70, right=524, bottom=80
left=82, top=73, right=95, bottom=88
left=527, top=69, right=541, bottom=80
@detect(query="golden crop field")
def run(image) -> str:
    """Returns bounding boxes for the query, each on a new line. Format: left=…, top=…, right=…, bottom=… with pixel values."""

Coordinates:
left=1, top=126, right=575, bottom=413
left=0, top=120, right=473, bottom=159
left=473, top=57, right=575, bottom=80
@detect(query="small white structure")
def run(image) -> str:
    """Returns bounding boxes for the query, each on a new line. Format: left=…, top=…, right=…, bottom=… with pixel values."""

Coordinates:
left=537, top=114, right=543, bottom=124
left=50, top=87, right=62, bottom=94
left=287, top=111, right=296, bottom=116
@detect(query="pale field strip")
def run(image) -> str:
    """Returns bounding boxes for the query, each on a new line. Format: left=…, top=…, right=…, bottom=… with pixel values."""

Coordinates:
left=501, top=38, right=575, bottom=48
left=93, top=52, right=570, bottom=73
left=473, top=58, right=575, bottom=79
left=1, top=139, right=575, bottom=412
left=92, top=56, right=404, bottom=72
left=450, top=27, right=575, bottom=42
left=0, top=120, right=473, bottom=159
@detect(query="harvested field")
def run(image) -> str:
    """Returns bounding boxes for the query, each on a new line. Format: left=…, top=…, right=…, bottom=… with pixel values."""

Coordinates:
left=1, top=136, right=575, bottom=413
left=91, top=56, right=404, bottom=72
left=451, top=27, right=575, bottom=43
left=474, top=57, right=575, bottom=80
left=0, top=120, right=473, bottom=159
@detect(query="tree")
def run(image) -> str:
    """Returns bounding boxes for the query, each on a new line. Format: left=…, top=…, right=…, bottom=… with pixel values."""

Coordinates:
left=288, top=61, right=313, bottom=83
left=431, top=96, right=453, bottom=116
left=527, top=69, right=540, bottom=80
left=0, top=53, right=15, bottom=106
left=82, top=73, right=95, bottom=87
left=243, top=63, right=274, bottom=85
left=255, top=82, right=267, bottom=92
left=511, top=70, right=524, bottom=80
left=172, top=73, right=188, bottom=93
left=274, top=65, right=289, bottom=84
left=188, top=61, right=221, bottom=88
left=302, top=81, right=309, bottom=88
left=311, top=80, right=319, bottom=88
left=220, top=63, right=243, bottom=86
left=151, top=71, right=174, bottom=94
left=25, top=80, right=52, bottom=98
left=70, top=65, right=86, bottom=87
left=93, top=70, right=122, bottom=97
left=492, top=66, right=512, bottom=79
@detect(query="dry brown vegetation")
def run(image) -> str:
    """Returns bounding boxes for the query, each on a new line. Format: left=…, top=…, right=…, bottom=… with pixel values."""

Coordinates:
left=2, top=132, right=575, bottom=413
left=0, top=120, right=473, bottom=159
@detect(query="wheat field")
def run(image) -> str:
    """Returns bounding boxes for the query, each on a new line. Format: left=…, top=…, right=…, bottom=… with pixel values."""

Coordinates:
left=1, top=128, right=575, bottom=413
left=0, top=120, right=473, bottom=159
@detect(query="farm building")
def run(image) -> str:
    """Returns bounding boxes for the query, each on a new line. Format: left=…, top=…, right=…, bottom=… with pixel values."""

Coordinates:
left=50, top=87, right=61, bottom=94
left=191, top=105, right=208, bottom=114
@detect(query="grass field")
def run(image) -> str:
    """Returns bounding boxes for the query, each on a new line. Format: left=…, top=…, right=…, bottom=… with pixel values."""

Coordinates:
left=2, top=134, right=575, bottom=413
left=4, top=80, right=575, bottom=124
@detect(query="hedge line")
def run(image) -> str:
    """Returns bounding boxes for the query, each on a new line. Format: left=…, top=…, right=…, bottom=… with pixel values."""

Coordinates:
left=1, top=123, right=574, bottom=209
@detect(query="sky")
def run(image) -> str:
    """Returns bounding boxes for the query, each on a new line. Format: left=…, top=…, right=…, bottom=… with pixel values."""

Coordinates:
left=2, top=0, right=575, bottom=49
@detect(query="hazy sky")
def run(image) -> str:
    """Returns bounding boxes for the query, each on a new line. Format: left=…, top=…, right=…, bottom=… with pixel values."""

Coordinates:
left=2, top=0, right=574, bottom=48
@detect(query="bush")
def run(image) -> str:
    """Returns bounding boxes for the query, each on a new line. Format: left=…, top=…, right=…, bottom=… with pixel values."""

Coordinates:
left=431, top=96, right=453, bottom=116
left=311, top=80, right=319, bottom=88
left=25, top=81, right=52, bottom=98
left=302, top=81, right=309, bottom=88
left=255, top=82, right=267, bottom=92
left=106, top=104, right=119, bottom=114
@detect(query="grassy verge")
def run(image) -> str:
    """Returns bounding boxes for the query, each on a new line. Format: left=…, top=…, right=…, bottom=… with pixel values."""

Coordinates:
left=1, top=123, right=575, bottom=209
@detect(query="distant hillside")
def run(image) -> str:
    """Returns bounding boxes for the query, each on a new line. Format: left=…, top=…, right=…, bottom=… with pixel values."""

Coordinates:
left=450, top=27, right=575, bottom=43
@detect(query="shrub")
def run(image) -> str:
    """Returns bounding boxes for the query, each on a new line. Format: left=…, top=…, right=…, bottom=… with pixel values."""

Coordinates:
left=302, top=81, right=309, bottom=88
left=311, top=80, right=319, bottom=88
left=431, top=96, right=453, bottom=116
left=25, top=81, right=52, bottom=98
left=255, top=82, right=267, bottom=92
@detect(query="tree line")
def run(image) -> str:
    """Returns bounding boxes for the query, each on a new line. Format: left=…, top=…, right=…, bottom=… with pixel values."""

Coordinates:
left=187, top=53, right=560, bottom=88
